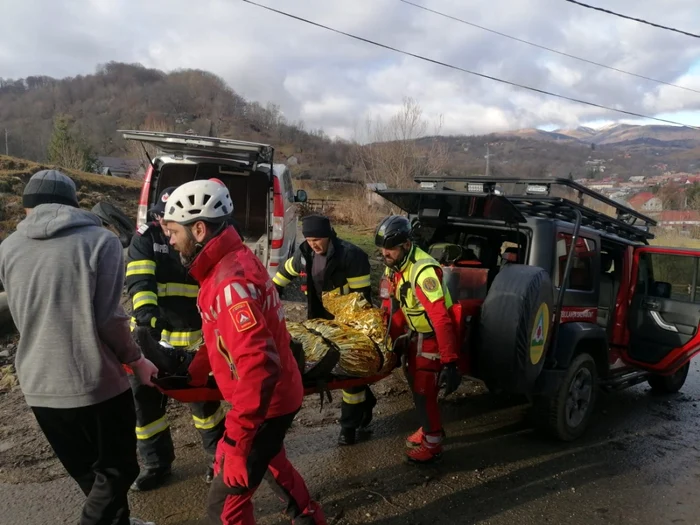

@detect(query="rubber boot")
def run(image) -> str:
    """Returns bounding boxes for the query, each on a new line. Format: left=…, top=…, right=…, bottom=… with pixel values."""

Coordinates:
left=131, top=466, right=172, bottom=491
left=205, top=463, right=215, bottom=484
left=337, top=428, right=356, bottom=446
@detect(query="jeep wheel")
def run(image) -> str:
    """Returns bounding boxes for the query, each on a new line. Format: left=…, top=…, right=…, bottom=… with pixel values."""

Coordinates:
left=647, top=362, right=689, bottom=394
left=532, top=353, right=597, bottom=442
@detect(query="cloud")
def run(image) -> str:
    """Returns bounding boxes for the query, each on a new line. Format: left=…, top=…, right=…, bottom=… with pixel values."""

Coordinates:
left=2, top=0, right=700, bottom=138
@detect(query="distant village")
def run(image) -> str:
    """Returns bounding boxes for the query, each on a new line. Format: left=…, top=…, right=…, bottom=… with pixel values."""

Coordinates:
left=575, top=160, right=700, bottom=236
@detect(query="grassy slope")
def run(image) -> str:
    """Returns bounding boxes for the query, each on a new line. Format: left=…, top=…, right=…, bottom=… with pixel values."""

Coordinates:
left=0, top=155, right=142, bottom=241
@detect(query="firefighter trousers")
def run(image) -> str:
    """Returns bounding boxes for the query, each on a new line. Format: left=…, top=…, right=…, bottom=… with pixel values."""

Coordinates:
left=207, top=410, right=325, bottom=525
left=31, top=390, right=140, bottom=525
left=339, top=385, right=376, bottom=431
left=129, top=374, right=225, bottom=468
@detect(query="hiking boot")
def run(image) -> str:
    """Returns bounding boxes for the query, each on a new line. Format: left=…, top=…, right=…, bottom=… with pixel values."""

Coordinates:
left=130, top=466, right=172, bottom=491
left=337, top=428, right=356, bottom=446
left=294, top=500, right=327, bottom=524
left=406, top=428, right=446, bottom=448
left=405, top=442, right=443, bottom=464
left=130, top=518, right=156, bottom=525
left=406, top=428, right=424, bottom=448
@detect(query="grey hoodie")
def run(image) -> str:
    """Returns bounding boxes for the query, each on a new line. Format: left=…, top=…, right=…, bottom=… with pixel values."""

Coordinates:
left=0, top=203, right=142, bottom=408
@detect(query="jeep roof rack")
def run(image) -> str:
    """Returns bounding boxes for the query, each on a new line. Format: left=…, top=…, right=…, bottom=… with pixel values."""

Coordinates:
left=412, top=175, right=656, bottom=243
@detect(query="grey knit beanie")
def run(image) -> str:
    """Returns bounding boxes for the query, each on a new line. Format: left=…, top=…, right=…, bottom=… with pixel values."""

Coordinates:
left=22, top=170, right=79, bottom=209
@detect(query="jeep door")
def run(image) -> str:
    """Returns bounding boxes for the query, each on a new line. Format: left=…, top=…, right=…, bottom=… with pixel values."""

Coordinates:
left=625, top=246, right=700, bottom=373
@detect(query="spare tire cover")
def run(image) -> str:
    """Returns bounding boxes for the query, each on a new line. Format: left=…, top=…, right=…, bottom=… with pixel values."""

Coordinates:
left=478, top=264, right=553, bottom=394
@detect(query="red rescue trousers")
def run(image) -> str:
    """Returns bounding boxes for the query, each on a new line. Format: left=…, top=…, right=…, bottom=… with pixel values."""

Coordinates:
left=207, top=410, right=326, bottom=525
left=404, top=335, right=443, bottom=434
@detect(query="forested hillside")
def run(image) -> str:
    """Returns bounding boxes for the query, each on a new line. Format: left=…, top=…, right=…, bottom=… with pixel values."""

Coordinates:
left=0, top=62, right=352, bottom=179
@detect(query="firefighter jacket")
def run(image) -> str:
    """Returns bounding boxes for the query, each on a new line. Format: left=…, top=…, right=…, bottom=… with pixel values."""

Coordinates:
left=272, top=236, right=372, bottom=320
left=387, top=244, right=459, bottom=364
left=125, top=222, right=202, bottom=348
left=189, top=226, right=304, bottom=458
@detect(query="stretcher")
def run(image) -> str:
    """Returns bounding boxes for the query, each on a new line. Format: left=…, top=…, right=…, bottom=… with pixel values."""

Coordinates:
left=151, top=371, right=393, bottom=404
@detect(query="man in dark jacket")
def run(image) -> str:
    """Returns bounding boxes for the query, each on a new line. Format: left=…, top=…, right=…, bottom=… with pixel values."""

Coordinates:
left=273, top=215, right=376, bottom=446
left=0, top=170, right=158, bottom=525
left=126, top=187, right=225, bottom=491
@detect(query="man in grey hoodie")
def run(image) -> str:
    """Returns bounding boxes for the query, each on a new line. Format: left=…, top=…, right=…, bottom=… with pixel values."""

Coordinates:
left=0, top=170, right=159, bottom=525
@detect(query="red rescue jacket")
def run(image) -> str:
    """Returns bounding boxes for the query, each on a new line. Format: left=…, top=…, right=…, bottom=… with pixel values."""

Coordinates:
left=189, top=226, right=304, bottom=457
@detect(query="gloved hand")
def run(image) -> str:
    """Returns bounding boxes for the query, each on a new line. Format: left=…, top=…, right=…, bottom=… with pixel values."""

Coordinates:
left=223, top=451, right=249, bottom=489
left=128, top=355, right=159, bottom=387
left=148, top=317, right=169, bottom=342
left=438, top=362, right=462, bottom=397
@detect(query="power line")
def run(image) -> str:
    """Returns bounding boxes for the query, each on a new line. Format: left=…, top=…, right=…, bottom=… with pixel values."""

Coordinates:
left=564, top=0, right=700, bottom=39
left=241, top=0, right=700, bottom=130
left=400, top=0, right=700, bottom=95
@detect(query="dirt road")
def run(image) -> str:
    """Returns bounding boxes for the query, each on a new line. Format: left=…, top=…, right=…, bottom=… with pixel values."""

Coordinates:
left=4, top=346, right=700, bottom=525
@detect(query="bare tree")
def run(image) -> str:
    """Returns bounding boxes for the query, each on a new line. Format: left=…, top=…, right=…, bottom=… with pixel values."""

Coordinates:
left=352, top=97, right=448, bottom=189
left=125, top=114, right=175, bottom=170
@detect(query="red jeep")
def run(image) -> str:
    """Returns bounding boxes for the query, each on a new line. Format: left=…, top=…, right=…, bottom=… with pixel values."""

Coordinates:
left=377, top=176, right=700, bottom=441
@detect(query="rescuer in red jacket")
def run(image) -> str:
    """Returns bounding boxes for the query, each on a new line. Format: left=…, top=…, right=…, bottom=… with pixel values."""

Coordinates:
left=162, top=179, right=326, bottom=525
left=375, top=215, right=462, bottom=464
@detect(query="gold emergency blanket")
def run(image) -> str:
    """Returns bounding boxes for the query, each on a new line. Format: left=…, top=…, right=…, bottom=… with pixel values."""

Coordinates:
left=286, top=322, right=330, bottom=372
left=304, top=319, right=383, bottom=377
left=286, top=292, right=396, bottom=378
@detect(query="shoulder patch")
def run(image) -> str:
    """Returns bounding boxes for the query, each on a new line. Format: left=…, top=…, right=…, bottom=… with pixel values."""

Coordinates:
left=422, top=276, right=439, bottom=292
left=229, top=301, right=258, bottom=332
left=137, top=224, right=149, bottom=236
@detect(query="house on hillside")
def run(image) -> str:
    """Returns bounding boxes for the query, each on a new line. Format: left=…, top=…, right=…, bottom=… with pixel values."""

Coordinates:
left=629, top=176, right=645, bottom=183
left=97, top=157, right=144, bottom=179
left=627, top=192, right=662, bottom=213
left=658, top=210, right=700, bottom=233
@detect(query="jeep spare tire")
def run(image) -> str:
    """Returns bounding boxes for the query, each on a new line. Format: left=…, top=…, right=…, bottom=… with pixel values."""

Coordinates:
left=478, top=265, right=554, bottom=395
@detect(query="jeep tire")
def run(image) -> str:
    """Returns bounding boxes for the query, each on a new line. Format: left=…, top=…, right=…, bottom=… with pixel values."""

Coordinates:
left=478, top=265, right=553, bottom=394
left=532, top=352, right=598, bottom=442
left=647, top=362, right=689, bottom=394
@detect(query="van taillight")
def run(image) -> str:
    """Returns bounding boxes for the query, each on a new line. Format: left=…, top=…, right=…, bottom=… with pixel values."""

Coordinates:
left=271, top=177, right=284, bottom=249
left=137, top=165, right=154, bottom=229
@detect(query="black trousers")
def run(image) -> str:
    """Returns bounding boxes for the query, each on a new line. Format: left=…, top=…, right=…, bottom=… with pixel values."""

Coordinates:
left=31, top=390, right=140, bottom=525
left=130, top=374, right=225, bottom=468
left=339, top=385, right=376, bottom=431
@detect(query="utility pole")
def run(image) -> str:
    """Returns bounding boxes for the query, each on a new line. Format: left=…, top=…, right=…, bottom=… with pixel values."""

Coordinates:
left=484, top=143, right=491, bottom=177
left=4, top=129, right=7, bottom=156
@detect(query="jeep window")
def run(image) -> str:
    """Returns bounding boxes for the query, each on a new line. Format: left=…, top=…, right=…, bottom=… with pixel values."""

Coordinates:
left=638, top=252, right=698, bottom=302
left=555, top=233, right=596, bottom=291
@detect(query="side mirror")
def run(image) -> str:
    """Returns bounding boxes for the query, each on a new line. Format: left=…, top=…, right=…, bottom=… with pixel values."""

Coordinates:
left=295, top=189, right=308, bottom=203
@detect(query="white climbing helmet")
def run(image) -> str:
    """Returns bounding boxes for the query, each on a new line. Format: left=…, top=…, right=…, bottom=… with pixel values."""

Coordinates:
left=162, top=178, right=233, bottom=225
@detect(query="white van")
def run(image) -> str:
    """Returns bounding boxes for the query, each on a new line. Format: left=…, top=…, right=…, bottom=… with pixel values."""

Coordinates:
left=121, top=130, right=306, bottom=277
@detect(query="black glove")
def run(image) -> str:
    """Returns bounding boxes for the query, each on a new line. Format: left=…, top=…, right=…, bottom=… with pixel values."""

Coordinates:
left=145, top=317, right=168, bottom=342
left=438, top=362, right=462, bottom=397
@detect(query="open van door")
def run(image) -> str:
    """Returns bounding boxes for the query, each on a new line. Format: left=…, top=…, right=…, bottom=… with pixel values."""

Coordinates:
left=624, top=246, right=700, bottom=374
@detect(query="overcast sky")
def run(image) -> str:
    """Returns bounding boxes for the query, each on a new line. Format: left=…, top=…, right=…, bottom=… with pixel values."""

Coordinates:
left=2, top=0, right=700, bottom=139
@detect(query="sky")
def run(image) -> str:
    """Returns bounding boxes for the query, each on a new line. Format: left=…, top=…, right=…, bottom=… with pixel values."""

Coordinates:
left=1, top=0, right=700, bottom=140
